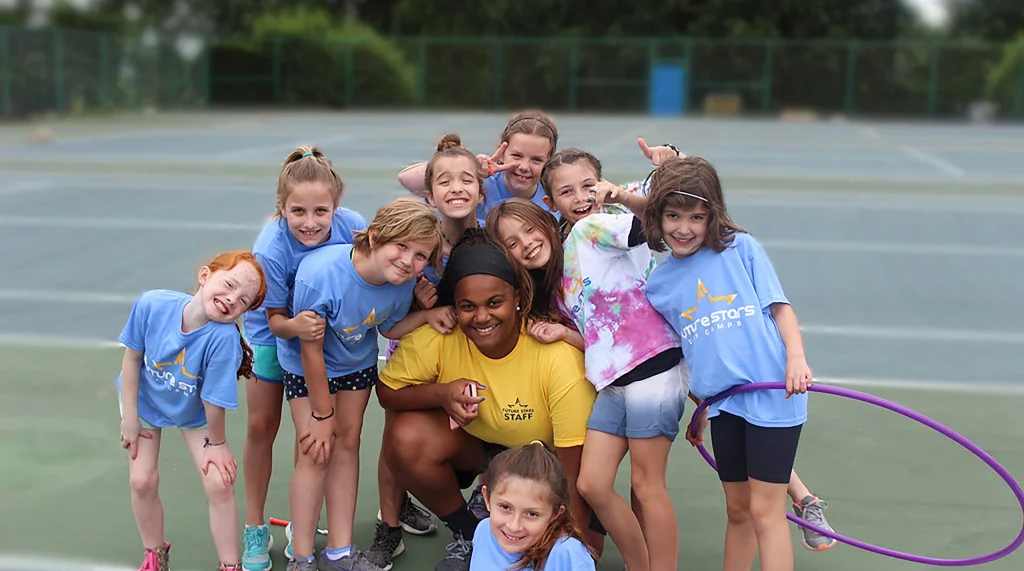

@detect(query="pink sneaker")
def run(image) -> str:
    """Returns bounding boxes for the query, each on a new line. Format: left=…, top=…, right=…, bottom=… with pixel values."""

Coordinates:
left=138, top=542, right=170, bottom=571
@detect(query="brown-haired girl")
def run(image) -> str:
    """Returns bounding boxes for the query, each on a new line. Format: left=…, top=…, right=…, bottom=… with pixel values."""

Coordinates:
left=117, top=251, right=267, bottom=571
left=644, top=156, right=818, bottom=571
left=240, top=146, right=369, bottom=570
left=397, top=110, right=559, bottom=222
left=469, top=441, right=597, bottom=571
left=484, top=198, right=582, bottom=349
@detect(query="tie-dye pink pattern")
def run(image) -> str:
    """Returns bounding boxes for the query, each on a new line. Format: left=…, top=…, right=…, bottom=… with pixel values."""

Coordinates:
left=561, top=207, right=680, bottom=390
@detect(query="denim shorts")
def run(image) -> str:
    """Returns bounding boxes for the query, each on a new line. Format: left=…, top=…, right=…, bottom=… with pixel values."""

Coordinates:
left=586, top=362, right=690, bottom=441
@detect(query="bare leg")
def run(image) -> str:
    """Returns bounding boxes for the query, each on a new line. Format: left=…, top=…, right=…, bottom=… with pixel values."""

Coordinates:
left=182, top=428, right=239, bottom=566
left=129, top=428, right=165, bottom=551
left=243, top=376, right=284, bottom=526
left=577, top=430, right=648, bottom=571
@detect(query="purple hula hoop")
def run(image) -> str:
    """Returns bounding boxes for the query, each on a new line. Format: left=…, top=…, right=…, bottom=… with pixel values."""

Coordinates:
left=686, top=382, right=1024, bottom=566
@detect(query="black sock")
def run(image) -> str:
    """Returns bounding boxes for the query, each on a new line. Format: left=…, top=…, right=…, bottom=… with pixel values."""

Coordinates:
left=438, top=501, right=478, bottom=540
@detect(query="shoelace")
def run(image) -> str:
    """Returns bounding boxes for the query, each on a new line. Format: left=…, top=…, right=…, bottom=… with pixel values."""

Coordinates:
left=243, top=528, right=266, bottom=554
left=801, top=500, right=830, bottom=528
left=443, top=537, right=473, bottom=561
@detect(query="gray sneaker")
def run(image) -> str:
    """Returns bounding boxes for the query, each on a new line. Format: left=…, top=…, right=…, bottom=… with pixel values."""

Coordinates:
left=316, top=550, right=385, bottom=571
left=285, top=559, right=317, bottom=571
left=792, top=495, right=836, bottom=551
left=364, top=522, right=405, bottom=571
left=434, top=534, right=473, bottom=571
left=377, top=492, right=437, bottom=535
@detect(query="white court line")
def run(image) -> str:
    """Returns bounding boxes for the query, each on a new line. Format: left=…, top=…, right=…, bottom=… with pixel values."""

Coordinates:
left=0, top=555, right=199, bottom=571
left=814, top=376, right=1024, bottom=396
left=800, top=324, right=1024, bottom=345
left=0, top=289, right=138, bottom=304
left=901, top=146, right=966, bottom=177
left=218, top=134, right=355, bottom=160
left=729, top=191, right=1024, bottom=214
left=0, top=180, right=50, bottom=197
left=761, top=239, right=1024, bottom=257
left=762, top=238, right=1024, bottom=257
left=0, top=216, right=261, bottom=232
left=0, top=333, right=124, bottom=349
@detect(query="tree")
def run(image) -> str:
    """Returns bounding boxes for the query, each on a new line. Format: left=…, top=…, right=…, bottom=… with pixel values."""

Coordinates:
left=948, top=0, right=1024, bottom=42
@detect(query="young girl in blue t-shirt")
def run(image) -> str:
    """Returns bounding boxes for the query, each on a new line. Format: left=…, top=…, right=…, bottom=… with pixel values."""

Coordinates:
left=240, top=145, right=368, bottom=570
left=643, top=156, right=813, bottom=571
left=279, top=198, right=452, bottom=571
left=117, top=250, right=268, bottom=571
left=470, top=441, right=597, bottom=571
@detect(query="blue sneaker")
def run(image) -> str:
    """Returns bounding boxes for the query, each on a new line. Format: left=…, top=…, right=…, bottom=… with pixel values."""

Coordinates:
left=243, top=525, right=274, bottom=571
left=284, top=522, right=293, bottom=560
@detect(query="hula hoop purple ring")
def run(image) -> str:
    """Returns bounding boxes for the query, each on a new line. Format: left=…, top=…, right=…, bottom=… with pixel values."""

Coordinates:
left=685, top=382, right=1024, bottom=566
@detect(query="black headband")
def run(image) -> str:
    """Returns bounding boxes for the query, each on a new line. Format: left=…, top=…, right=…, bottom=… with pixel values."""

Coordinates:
left=437, top=244, right=518, bottom=306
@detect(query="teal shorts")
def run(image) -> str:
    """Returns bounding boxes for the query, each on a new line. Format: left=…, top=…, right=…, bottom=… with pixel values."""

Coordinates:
left=252, top=344, right=284, bottom=383
left=118, top=392, right=205, bottom=431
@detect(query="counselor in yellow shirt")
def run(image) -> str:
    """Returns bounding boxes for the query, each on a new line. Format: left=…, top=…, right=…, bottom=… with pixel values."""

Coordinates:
left=380, top=322, right=596, bottom=449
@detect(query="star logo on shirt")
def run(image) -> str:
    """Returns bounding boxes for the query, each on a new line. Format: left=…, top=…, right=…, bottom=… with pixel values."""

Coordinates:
left=681, top=279, right=738, bottom=321
left=152, top=349, right=197, bottom=379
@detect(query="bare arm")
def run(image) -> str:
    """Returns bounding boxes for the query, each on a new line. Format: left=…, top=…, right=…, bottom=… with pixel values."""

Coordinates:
left=380, top=310, right=430, bottom=341
left=375, top=380, right=447, bottom=412
left=203, top=402, right=228, bottom=444
left=300, top=339, right=334, bottom=418
left=770, top=302, right=813, bottom=396
left=120, top=348, right=143, bottom=419
left=398, top=162, right=429, bottom=196
left=267, top=307, right=298, bottom=339
left=770, top=303, right=805, bottom=361
left=562, top=328, right=585, bottom=352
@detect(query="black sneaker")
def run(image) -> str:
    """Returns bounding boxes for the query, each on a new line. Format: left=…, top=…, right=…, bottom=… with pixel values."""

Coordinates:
left=363, top=522, right=405, bottom=571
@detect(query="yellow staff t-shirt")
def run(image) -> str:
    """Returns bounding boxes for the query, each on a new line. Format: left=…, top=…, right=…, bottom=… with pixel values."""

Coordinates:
left=380, top=324, right=596, bottom=449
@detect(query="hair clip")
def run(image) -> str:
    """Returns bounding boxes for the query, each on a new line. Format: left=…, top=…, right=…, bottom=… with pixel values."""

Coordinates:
left=529, top=440, right=545, bottom=447
left=301, top=151, right=314, bottom=158
left=670, top=191, right=709, bottom=202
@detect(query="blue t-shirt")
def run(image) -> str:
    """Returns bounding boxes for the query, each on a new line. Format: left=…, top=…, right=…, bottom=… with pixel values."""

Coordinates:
left=645, top=232, right=807, bottom=428
left=117, top=290, right=242, bottom=428
left=470, top=519, right=595, bottom=571
left=277, top=244, right=416, bottom=377
left=478, top=172, right=557, bottom=225
left=242, top=207, right=368, bottom=347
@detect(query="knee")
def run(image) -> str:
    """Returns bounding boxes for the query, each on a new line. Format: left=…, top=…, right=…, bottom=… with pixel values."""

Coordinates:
left=628, top=476, right=664, bottom=503
left=335, top=421, right=363, bottom=452
left=129, top=469, right=159, bottom=497
left=576, top=472, right=610, bottom=504
left=246, top=410, right=281, bottom=443
left=201, top=471, right=236, bottom=504
left=748, top=493, right=786, bottom=531
left=383, top=413, right=432, bottom=468
left=725, top=496, right=751, bottom=525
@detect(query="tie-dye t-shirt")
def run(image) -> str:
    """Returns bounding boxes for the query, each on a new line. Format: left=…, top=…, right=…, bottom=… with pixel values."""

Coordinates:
left=560, top=203, right=681, bottom=391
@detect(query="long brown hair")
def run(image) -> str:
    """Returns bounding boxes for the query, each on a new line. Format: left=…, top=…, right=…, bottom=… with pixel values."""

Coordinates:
left=201, top=251, right=267, bottom=380
left=643, top=156, right=746, bottom=253
left=484, top=198, right=565, bottom=324
left=482, top=442, right=598, bottom=571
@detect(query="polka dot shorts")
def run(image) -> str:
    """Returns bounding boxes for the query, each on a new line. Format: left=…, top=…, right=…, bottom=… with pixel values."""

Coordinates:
left=282, top=365, right=379, bottom=401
